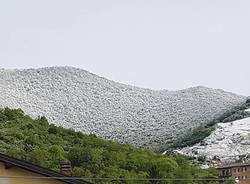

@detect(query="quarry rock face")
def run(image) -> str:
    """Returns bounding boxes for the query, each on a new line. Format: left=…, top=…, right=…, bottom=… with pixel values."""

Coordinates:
left=0, top=67, right=246, bottom=148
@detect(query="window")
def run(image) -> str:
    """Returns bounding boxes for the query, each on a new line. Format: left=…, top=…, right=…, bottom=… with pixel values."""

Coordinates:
left=234, top=168, right=236, bottom=173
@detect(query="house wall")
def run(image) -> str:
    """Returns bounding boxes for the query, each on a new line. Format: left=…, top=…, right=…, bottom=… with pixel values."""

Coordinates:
left=232, top=166, right=249, bottom=184
left=218, top=166, right=250, bottom=184
left=0, top=161, right=65, bottom=184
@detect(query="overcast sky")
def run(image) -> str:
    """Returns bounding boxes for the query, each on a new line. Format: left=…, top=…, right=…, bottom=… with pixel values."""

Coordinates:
left=1, top=0, right=250, bottom=95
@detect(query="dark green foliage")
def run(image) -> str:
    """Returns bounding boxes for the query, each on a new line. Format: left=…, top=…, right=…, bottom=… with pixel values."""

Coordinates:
left=197, top=156, right=206, bottom=163
left=168, top=127, right=215, bottom=150
left=165, top=100, right=250, bottom=150
left=0, top=108, right=227, bottom=184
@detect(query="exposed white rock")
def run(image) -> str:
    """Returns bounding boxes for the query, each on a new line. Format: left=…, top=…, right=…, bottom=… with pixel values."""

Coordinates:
left=0, top=67, right=246, bottom=148
left=245, top=108, right=250, bottom=113
left=180, top=117, right=250, bottom=161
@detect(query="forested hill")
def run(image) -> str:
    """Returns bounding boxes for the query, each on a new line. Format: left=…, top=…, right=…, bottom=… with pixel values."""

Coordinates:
left=0, top=67, right=246, bottom=148
left=0, top=108, right=232, bottom=184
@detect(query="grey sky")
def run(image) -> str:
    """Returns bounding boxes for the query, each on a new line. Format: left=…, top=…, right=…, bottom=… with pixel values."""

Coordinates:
left=1, top=0, right=249, bottom=95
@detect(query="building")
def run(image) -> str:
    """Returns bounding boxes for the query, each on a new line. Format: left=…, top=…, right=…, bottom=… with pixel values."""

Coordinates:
left=0, top=153, right=92, bottom=184
left=217, top=163, right=250, bottom=184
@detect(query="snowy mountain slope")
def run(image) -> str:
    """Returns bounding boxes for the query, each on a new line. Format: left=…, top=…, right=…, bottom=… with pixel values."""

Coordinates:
left=0, top=67, right=246, bottom=148
left=179, top=110, right=250, bottom=162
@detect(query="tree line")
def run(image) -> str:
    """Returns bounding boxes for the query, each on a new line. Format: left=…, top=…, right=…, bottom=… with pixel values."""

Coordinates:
left=0, top=108, right=233, bottom=184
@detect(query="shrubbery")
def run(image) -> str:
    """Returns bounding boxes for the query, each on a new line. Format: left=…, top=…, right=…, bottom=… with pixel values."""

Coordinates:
left=0, top=108, right=230, bottom=184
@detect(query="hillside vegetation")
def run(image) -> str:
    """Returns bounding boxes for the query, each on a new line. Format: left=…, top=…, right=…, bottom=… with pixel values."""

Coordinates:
left=180, top=116, right=250, bottom=163
left=0, top=67, right=246, bottom=148
left=0, top=108, right=232, bottom=184
left=164, top=99, right=250, bottom=151
left=178, top=99, right=250, bottom=163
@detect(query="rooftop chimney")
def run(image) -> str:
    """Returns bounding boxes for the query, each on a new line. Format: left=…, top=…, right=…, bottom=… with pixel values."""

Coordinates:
left=60, top=161, right=72, bottom=177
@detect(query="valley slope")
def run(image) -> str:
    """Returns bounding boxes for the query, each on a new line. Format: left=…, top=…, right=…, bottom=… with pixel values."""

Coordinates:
left=179, top=108, right=250, bottom=164
left=0, top=67, right=246, bottom=148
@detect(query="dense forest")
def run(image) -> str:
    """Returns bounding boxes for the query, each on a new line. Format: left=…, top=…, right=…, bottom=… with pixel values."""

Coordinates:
left=0, top=108, right=233, bottom=184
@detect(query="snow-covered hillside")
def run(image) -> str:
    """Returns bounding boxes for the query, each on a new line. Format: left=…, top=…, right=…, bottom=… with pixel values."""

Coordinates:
left=0, top=67, right=246, bottom=148
left=179, top=110, right=250, bottom=163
